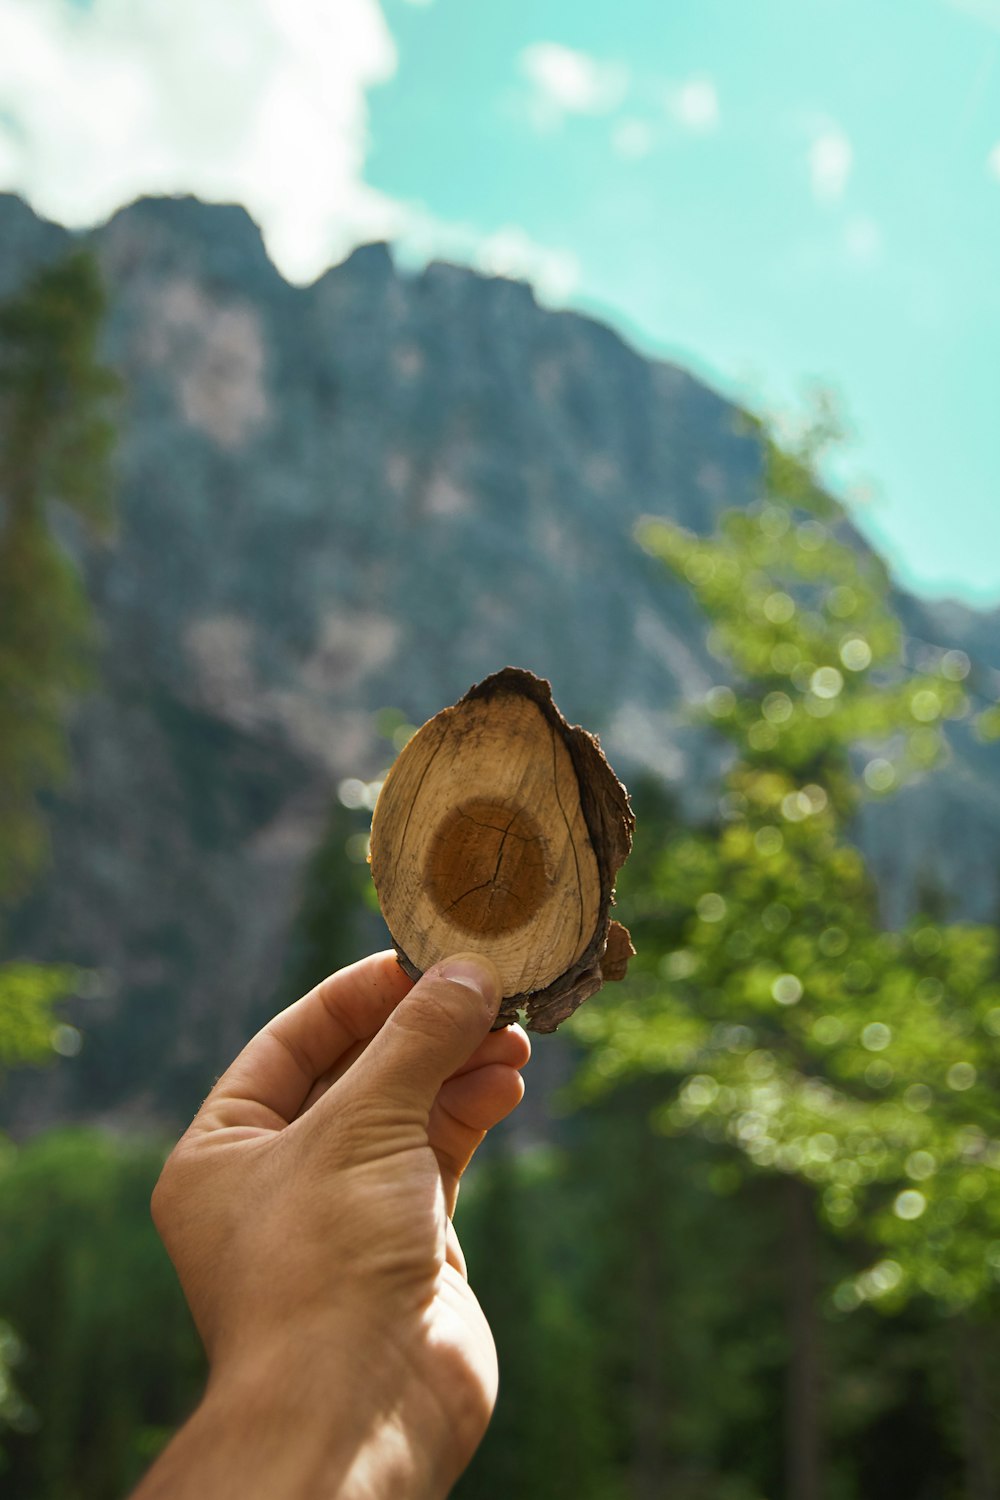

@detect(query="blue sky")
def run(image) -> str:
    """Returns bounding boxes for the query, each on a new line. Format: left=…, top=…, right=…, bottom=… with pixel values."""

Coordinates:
left=372, top=0, right=1000, bottom=606
left=1, top=0, right=998, bottom=605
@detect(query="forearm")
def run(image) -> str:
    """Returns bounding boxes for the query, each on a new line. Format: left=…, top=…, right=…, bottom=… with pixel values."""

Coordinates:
left=132, top=1334, right=451, bottom=1500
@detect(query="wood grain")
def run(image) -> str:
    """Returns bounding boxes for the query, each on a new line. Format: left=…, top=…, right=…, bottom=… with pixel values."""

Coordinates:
left=369, top=668, right=635, bottom=1031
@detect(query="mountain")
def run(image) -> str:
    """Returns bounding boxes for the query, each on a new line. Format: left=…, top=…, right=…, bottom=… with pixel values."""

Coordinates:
left=2, top=193, right=998, bottom=1133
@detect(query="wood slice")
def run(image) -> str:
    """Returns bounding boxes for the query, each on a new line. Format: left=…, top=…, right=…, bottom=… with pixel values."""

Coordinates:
left=369, top=667, right=635, bottom=1032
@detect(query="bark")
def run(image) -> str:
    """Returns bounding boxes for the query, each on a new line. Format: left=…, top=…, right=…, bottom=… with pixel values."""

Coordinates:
left=630, top=1118, right=670, bottom=1500
left=954, top=1316, right=998, bottom=1500
left=631, top=1216, right=668, bottom=1500
left=783, top=1176, right=824, bottom=1500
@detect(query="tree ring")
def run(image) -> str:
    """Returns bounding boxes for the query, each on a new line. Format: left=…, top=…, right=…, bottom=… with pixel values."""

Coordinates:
left=424, top=798, right=550, bottom=937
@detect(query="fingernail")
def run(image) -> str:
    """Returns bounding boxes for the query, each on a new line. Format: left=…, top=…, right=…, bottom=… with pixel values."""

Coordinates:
left=436, top=954, right=502, bottom=1014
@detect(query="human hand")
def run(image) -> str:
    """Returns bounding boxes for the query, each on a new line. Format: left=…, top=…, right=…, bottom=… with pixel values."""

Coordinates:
left=136, top=950, right=530, bottom=1500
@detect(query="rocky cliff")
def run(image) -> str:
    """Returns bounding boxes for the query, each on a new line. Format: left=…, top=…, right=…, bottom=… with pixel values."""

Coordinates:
left=2, top=193, right=998, bottom=1132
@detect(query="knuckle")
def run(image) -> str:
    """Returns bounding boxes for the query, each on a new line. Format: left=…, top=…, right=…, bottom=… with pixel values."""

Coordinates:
left=412, top=975, right=490, bottom=1036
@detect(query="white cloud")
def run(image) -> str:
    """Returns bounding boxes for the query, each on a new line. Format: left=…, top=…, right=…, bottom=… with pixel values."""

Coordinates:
left=809, top=127, right=853, bottom=202
left=0, top=0, right=399, bottom=283
left=0, top=0, right=582, bottom=304
left=666, top=77, right=719, bottom=134
left=519, top=42, right=629, bottom=128
left=611, top=117, right=654, bottom=159
left=988, top=141, right=1000, bottom=178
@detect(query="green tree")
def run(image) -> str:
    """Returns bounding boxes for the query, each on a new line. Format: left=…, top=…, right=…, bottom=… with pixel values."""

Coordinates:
left=0, top=253, right=119, bottom=1480
left=0, top=1130, right=203, bottom=1500
left=454, top=1142, right=620, bottom=1500
left=572, top=408, right=1000, bottom=1496
left=0, top=248, right=119, bottom=1067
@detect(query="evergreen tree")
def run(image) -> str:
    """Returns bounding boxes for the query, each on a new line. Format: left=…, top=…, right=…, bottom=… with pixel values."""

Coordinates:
left=0, top=248, right=119, bottom=1066
left=0, top=248, right=118, bottom=900
left=454, top=1142, right=618, bottom=1500
left=0, top=1131, right=203, bottom=1498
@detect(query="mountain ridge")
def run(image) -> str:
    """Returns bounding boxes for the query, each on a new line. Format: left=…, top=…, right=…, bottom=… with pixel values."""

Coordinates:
left=1, top=192, right=997, bottom=1132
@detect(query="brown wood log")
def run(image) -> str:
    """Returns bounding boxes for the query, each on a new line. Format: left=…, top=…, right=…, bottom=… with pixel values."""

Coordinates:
left=369, top=667, right=635, bottom=1032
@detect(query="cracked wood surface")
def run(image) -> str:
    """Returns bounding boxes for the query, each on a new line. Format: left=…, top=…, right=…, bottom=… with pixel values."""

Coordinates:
left=369, top=667, right=635, bottom=1032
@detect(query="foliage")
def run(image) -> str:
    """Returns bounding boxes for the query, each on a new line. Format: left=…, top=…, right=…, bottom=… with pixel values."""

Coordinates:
left=0, top=247, right=119, bottom=903
left=454, top=1142, right=620, bottom=1500
left=454, top=1110, right=982, bottom=1500
left=0, top=1317, right=33, bottom=1461
left=0, top=1116, right=988, bottom=1500
left=572, top=410, right=1000, bottom=1314
left=0, top=1130, right=203, bottom=1499
left=0, top=247, right=118, bottom=1075
left=0, top=257, right=122, bottom=1489
left=0, top=964, right=79, bottom=1071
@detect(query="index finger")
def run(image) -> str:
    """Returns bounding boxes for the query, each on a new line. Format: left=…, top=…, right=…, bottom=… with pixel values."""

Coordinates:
left=194, top=951, right=414, bottom=1133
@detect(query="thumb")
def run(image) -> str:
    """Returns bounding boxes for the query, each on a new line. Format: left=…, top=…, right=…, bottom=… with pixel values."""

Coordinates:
left=349, top=954, right=503, bottom=1116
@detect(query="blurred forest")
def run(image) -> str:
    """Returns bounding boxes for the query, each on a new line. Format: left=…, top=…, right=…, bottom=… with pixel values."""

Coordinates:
left=0, top=252, right=998, bottom=1500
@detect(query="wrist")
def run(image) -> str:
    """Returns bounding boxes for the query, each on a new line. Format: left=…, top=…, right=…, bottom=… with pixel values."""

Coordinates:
left=202, top=1315, right=456, bottom=1500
